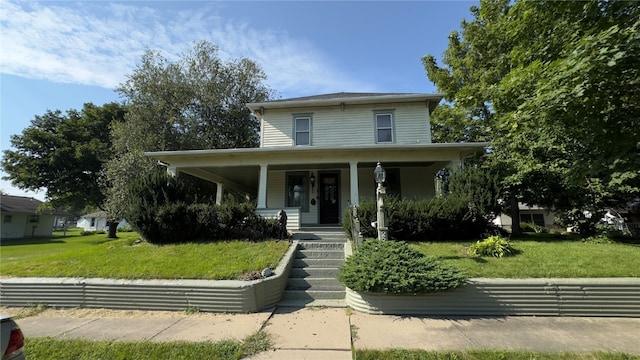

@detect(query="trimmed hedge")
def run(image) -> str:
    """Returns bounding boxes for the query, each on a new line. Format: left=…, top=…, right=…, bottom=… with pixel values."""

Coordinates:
left=125, top=172, right=278, bottom=244
left=345, top=196, right=492, bottom=242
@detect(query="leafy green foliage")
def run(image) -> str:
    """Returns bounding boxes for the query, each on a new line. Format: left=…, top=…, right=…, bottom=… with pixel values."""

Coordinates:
left=424, top=1, right=640, bottom=237
left=448, top=165, right=503, bottom=223
left=125, top=172, right=276, bottom=244
left=106, top=41, right=273, bottom=220
left=2, top=103, right=126, bottom=214
left=339, top=240, right=467, bottom=294
left=468, top=236, right=515, bottom=258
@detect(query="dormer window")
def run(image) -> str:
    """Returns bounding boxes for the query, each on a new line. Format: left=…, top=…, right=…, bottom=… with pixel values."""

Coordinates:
left=294, top=115, right=311, bottom=146
left=375, top=111, right=394, bottom=143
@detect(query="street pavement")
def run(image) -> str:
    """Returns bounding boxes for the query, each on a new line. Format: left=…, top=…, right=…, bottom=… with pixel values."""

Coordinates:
left=8, top=306, right=640, bottom=359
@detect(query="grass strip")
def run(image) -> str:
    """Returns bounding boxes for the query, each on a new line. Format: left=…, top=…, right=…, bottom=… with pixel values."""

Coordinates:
left=356, top=349, right=639, bottom=360
left=25, top=331, right=271, bottom=360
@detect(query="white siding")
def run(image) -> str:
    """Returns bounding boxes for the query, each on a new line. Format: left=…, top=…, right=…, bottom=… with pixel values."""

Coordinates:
left=260, top=102, right=432, bottom=148
left=400, top=166, right=436, bottom=199
left=267, top=171, right=286, bottom=208
left=1, top=213, right=55, bottom=239
left=1, top=214, right=28, bottom=239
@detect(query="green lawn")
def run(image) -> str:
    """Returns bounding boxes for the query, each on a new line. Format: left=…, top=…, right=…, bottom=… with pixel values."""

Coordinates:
left=411, top=234, right=640, bottom=278
left=0, top=230, right=290, bottom=280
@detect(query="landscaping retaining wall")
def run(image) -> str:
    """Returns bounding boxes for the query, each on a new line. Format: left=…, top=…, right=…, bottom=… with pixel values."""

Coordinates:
left=346, top=277, right=640, bottom=317
left=0, top=242, right=298, bottom=313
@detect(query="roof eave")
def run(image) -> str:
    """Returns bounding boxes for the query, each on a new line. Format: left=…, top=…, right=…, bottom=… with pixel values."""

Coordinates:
left=247, top=93, right=445, bottom=113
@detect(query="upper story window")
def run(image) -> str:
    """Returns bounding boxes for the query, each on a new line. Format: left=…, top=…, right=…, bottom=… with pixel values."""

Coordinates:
left=294, top=115, right=311, bottom=146
left=375, top=111, right=394, bottom=143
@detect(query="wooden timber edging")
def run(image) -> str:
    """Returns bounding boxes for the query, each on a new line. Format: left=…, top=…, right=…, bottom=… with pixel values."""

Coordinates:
left=346, top=277, right=640, bottom=317
left=0, top=242, right=299, bottom=313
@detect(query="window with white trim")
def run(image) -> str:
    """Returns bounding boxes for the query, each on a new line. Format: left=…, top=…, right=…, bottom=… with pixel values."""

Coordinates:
left=375, top=112, right=394, bottom=143
left=294, top=116, right=311, bottom=146
left=286, top=172, right=310, bottom=212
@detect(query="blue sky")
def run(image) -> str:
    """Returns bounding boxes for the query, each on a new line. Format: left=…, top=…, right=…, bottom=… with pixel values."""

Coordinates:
left=0, top=0, right=476, bottom=200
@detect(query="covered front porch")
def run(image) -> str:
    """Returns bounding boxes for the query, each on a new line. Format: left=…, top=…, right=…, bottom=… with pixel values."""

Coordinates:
left=146, top=143, right=486, bottom=230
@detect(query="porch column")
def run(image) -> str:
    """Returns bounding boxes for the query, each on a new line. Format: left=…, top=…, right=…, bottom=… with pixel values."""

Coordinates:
left=257, top=164, right=268, bottom=209
left=349, top=161, right=359, bottom=206
left=215, top=182, right=224, bottom=205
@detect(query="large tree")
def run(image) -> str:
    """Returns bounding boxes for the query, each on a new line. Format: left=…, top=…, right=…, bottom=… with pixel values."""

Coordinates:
left=2, top=103, right=127, bottom=236
left=105, top=41, right=274, bottom=221
left=424, top=0, right=639, bottom=235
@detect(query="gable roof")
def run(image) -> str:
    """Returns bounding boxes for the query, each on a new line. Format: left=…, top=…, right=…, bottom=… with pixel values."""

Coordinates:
left=247, top=92, right=444, bottom=115
left=80, top=211, right=107, bottom=219
left=0, top=194, right=44, bottom=214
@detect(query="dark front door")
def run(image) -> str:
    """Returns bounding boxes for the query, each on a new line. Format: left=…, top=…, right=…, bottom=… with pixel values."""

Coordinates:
left=319, top=172, right=340, bottom=224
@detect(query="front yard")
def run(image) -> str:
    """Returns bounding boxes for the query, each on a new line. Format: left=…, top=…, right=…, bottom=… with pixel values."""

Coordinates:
left=0, top=230, right=290, bottom=280
left=412, top=233, right=640, bottom=278
left=2, top=231, right=639, bottom=280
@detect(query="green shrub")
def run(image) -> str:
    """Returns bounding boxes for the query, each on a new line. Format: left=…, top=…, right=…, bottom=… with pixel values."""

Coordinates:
left=339, top=240, right=467, bottom=294
left=116, top=226, right=134, bottom=232
left=349, top=197, right=491, bottom=241
left=125, top=172, right=273, bottom=244
left=468, top=235, right=515, bottom=258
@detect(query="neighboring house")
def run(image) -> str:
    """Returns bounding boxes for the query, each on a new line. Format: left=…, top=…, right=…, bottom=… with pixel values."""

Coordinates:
left=77, top=211, right=129, bottom=232
left=493, top=203, right=559, bottom=231
left=146, top=92, right=487, bottom=230
left=0, top=194, right=58, bottom=239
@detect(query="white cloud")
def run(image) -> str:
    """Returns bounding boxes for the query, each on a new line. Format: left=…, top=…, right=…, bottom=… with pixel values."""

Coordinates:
left=0, top=0, right=372, bottom=96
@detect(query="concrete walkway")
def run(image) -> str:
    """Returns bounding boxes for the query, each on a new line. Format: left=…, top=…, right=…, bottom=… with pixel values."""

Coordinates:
left=10, top=306, right=640, bottom=359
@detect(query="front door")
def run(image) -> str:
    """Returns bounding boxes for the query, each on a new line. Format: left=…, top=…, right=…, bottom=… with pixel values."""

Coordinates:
left=319, top=172, right=340, bottom=224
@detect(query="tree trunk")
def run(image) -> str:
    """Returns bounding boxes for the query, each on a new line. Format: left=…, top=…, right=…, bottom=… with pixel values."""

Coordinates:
left=107, top=221, right=118, bottom=239
left=510, top=196, right=521, bottom=236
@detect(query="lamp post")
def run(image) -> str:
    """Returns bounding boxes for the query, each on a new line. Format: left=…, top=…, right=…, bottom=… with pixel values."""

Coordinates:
left=374, top=162, right=388, bottom=240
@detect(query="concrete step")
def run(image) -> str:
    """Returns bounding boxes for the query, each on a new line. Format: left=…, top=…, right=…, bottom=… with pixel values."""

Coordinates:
left=298, top=242, right=345, bottom=250
left=296, top=249, right=344, bottom=259
left=290, top=268, right=339, bottom=278
left=280, top=289, right=346, bottom=301
left=293, top=258, right=344, bottom=268
left=286, top=278, right=344, bottom=290
left=277, top=298, right=347, bottom=308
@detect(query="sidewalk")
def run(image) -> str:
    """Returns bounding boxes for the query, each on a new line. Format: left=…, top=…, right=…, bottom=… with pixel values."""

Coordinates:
left=10, top=306, right=640, bottom=359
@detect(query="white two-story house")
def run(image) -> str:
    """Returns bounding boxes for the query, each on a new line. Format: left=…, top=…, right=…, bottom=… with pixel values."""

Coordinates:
left=146, top=92, right=486, bottom=229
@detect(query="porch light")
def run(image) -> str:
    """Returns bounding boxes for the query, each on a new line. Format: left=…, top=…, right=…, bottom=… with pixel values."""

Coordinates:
left=374, top=162, right=386, bottom=184
left=310, top=173, right=316, bottom=190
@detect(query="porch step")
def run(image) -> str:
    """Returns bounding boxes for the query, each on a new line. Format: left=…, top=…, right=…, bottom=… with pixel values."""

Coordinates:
left=279, top=241, right=347, bottom=308
left=295, top=249, right=344, bottom=259
left=293, top=258, right=344, bottom=268
left=290, top=268, right=339, bottom=278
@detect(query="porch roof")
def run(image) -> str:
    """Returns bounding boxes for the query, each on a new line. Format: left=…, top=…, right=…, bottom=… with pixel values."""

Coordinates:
left=145, top=143, right=486, bottom=195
